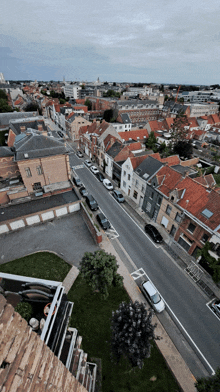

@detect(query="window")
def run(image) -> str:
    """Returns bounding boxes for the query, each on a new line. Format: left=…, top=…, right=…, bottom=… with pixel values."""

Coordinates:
left=133, top=190, right=138, bottom=199
left=175, top=212, right=182, bottom=223
left=166, top=205, right=172, bottom=215
left=32, top=182, right=42, bottom=191
left=201, top=233, right=209, bottom=243
left=25, top=167, right=32, bottom=177
left=123, top=170, right=126, bottom=176
left=188, top=222, right=196, bottom=233
left=135, top=179, right=139, bottom=187
left=123, top=181, right=126, bottom=188
left=157, top=197, right=162, bottom=206
left=36, top=165, right=43, bottom=175
left=141, top=185, right=145, bottom=193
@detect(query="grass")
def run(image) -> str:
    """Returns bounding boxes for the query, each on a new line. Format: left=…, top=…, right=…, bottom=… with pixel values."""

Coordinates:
left=0, top=253, right=180, bottom=391
left=68, top=275, right=180, bottom=392
left=0, top=252, right=71, bottom=281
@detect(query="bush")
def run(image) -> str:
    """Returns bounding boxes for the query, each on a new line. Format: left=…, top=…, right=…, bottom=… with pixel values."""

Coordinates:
left=15, top=301, right=33, bottom=321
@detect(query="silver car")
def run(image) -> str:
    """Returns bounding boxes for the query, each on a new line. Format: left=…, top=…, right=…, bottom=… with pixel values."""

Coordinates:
left=141, top=280, right=165, bottom=313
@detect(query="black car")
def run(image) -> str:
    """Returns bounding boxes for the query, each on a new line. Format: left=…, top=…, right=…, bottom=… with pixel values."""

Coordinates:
left=96, top=212, right=111, bottom=230
left=85, top=194, right=99, bottom=211
left=96, top=172, right=105, bottom=182
left=79, top=186, right=88, bottom=197
left=144, top=224, right=163, bottom=243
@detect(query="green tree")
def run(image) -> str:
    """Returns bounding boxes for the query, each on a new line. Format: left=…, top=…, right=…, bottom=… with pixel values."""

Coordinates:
left=84, top=99, right=92, bottom=110
left=195, top=367, right=220, bottom=391
left=79, top=250, right=123, bottom=299
left=173, top=140, right=193, bottom=159
left=196, top=242, right=220, bottom=283
left=103, top=108, right=118, bottom=122
left=25, top=102, right=42, bottom=115
left=111, top=301, right=157, bottom=369
left=146, top=131, right=157, bottom=151
left=170, top=114, right=190, bottom=144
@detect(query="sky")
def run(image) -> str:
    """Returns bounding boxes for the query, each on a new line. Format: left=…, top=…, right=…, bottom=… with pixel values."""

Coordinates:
left=1, top=0, right=220, bottom=85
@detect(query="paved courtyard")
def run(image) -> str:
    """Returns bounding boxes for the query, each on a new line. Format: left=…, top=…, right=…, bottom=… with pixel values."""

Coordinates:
left=0, top=212, right=99, bottom=266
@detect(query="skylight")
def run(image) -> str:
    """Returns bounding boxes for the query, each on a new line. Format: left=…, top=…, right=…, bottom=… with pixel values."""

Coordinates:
left=201, top=209, right=213, bottom=219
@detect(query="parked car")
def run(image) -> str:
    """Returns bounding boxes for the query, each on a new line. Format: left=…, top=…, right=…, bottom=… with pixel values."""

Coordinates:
left=73, top=176, right=82, bottom=187
left=85, top=194, right=99, bottom=211
left=212, top=299, right=220, bottom=316
left=141, top=280, right=165, bottom=313
left=112, top=189, right=125, bottom=203
left=90, top=165, right=99, bottom=174
left=144, top=224, right=163, bottom=243
left=84, top=159, right=92, bottom=167
left=79, top=186, right=88, bottom=197
left=96, top=172, right=105, bottom=182
left=103, top=179, right=113, bottom=190
left=96, top=212, right=111, bottom=230
left=76, top=150, right=83, bottom=158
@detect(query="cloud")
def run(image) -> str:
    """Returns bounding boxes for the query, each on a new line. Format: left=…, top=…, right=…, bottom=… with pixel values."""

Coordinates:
left=1, top=0, right=220, bottom=83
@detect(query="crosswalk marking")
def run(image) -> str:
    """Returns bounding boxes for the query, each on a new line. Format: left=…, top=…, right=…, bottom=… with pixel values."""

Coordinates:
left=131, top=268, right=146, bottom=280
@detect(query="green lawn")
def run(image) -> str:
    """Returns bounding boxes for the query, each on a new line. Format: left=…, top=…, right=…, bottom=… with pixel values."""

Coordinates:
left=0, top=253, right=180, bottom=391
left=0, top=252, right=71, bottom=281
left=68, top=275, right=180, bottom=392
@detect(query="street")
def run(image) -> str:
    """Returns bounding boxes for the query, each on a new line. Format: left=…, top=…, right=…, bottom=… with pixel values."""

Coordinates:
left=70, top=150, right=220, bottom=377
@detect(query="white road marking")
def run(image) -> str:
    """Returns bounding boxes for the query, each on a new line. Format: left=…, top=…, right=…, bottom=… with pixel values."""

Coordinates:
left=130, top=267, right=215, bottom=376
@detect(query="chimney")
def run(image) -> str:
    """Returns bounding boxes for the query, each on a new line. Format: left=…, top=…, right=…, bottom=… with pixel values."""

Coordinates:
left=38, top=124, right=43, bottom=132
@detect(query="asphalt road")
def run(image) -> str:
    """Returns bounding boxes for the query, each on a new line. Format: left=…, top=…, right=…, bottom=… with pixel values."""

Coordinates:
left=70, top=151, right=220, bottom=376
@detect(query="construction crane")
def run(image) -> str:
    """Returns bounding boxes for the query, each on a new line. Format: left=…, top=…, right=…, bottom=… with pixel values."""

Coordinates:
left=175, top=85, right=181, bottom=103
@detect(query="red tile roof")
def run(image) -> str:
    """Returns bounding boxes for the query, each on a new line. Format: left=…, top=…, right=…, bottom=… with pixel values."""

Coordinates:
left=127, top=142, right=142, bottom=151
left=129, top=155, right=148, bottom=169
left=119, top=129, right=149, bottom=141
left=193, top=174, right=216, bottom=188
left=155, top=166, right=183, bottom=197
left=188, top=117, right=199, bottom=129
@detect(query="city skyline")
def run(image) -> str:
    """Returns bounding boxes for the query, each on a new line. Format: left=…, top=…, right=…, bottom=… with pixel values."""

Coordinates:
left=1, top=0, right=220, bottom=85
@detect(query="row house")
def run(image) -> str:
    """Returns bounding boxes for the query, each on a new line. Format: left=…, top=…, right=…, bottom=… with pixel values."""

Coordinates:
left=161, top=102, right=190, bottom=118
left=120, top=155, right=148, bottom=196
left=78, top=120, right=120, bottom=168
left=143, top=165, right=220, bottom=256
left=118, top=128, right=149, bottom=145
left=0, top=129, right=71, bottom=205
left=105, top=141, right=144, bottom=185
left=112, top=113, right=132, bottom=132
left=65, top=112, right=91, bottom=141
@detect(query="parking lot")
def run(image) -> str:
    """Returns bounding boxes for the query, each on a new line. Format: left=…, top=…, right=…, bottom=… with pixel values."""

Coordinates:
left=0, top=212, right=99, bottom=266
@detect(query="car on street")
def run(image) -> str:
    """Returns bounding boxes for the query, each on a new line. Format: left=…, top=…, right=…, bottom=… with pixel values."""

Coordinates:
left=96, top=212, right=111, bottom=230
left=96, top=172, right=105, bottom=182
left=79, top=186, right=88, bottom=197
left=90, top=165, right=99, bottom=174
left=85, top=194, right=99, bottom=211
left=84, top=159, right=92, bottom=167
left=144, top=224, right=163, bottom=243
left=141, top=280, right=165, bottom=313
left=212, top=299, right=220, bottom=317
left=103, top=179, right=113, bottom=190
left=76, top=150, right=83, bottom=158
left=112, top=189, right=125, bottom=203
left=72, top=176, right=82, bottom=187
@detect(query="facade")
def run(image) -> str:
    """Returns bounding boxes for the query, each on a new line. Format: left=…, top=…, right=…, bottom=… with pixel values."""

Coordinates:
left=64, top=83, right=81, bottom=99
left=189, top=103, right=219, bottom=117
left=120, top=155, right=148, bottom=196
left=130, top=156, right=164, bottom=209
left=117, top=99, right=160, bottom=124
left=66, top=114, right=91, bottom=141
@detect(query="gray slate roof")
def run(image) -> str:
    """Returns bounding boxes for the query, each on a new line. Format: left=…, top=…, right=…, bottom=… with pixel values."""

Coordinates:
left=0, top=112, right=38, bottom=127
left=10, top=117, right=47, bottom=135
left=135, top=156, right=164, bottom=180
left=106, top=141, right=124, bottom=159
left=120, top=113, right=131, bottom=124
left=0, top=146, right=14, bottom=158
left=14, top=130, right=67, bottom=161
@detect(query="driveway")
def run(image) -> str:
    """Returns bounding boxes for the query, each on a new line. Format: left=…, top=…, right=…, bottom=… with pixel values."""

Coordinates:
left=0, top=212, right=99, bottom=266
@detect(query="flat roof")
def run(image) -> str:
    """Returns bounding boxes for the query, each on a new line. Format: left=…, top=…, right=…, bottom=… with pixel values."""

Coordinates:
left=0, top=190, right=79, bottom=223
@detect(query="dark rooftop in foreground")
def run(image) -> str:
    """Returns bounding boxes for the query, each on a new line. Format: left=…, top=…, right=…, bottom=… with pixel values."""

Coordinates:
left=0, top=190, right=78, bottom=223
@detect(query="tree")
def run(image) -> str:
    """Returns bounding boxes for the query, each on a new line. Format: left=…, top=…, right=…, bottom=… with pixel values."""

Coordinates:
left=146, top=131, right=157, bottom=151
left=79, top=250, right=123, bottom=299
left=103, top=108, right=118, bottom=122
left=25, top=102, right=42, bottom=115
left=196, top=242, right=220, bottom=283
left=110, top=301, right=157, bottom=369
left=170, top=114, right=190, bottom=144
left=84, top=99, right=92, bottom=110
left=195, top=367, right=220, bottom=391
left=173, top=140, right=193, bottom=159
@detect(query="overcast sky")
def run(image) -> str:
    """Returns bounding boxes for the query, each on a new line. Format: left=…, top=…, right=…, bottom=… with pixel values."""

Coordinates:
left=1, top=0, right=220, bottom=84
